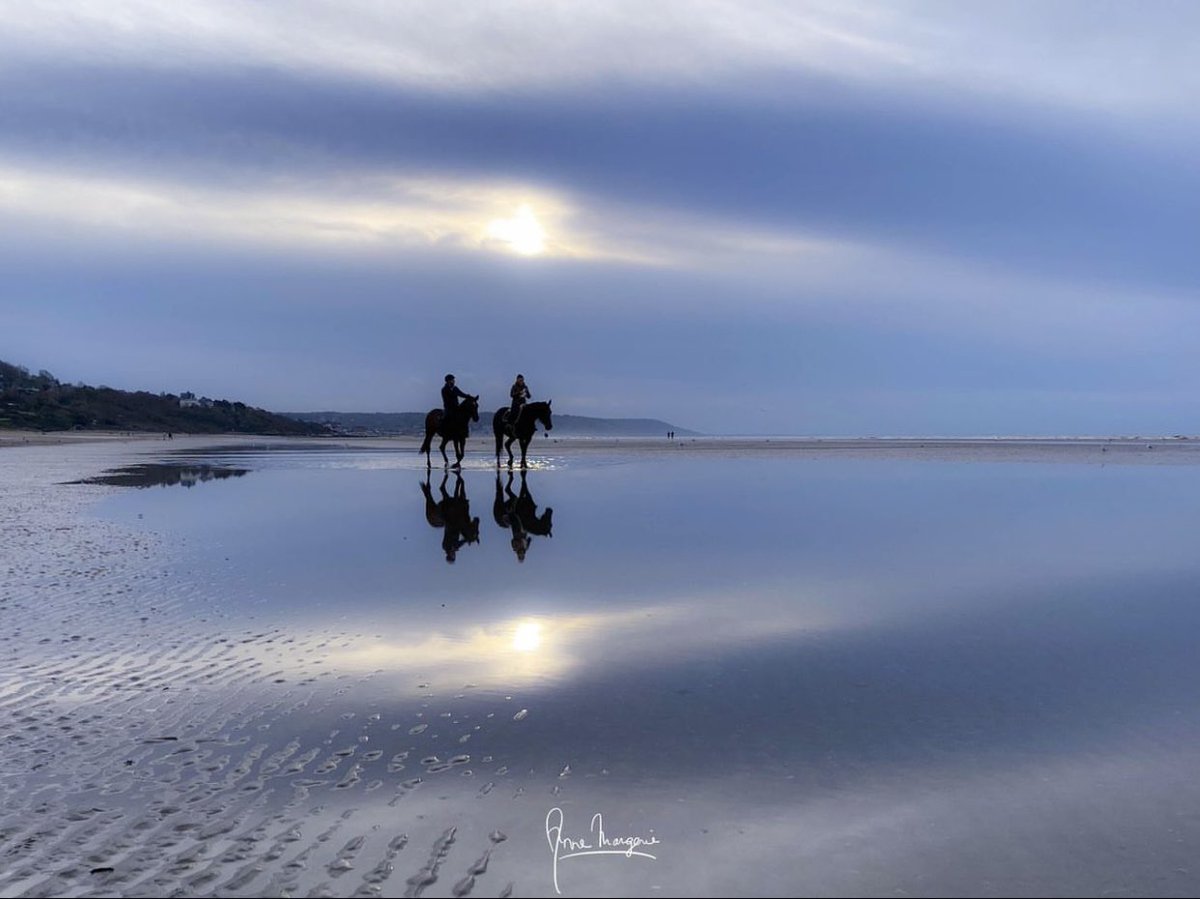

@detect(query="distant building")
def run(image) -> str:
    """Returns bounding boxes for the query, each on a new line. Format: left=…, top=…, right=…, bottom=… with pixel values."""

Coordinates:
left=179, top=391, right=201, bottom=408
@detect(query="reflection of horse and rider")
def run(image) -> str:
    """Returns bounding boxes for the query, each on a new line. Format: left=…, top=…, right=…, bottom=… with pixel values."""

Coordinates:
left=417, top=470, right=554, bottom=565
left=492, top=470, right=553, bottom=563
left=420, top=373, right=554, bottom=470
left=420, top=472, right=481, bottom=564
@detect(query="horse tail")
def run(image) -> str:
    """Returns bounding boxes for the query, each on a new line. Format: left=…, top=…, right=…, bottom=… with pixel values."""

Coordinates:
left=493, top=408, right=508, bottom=463
left=419, top=410, right=439, bottom=455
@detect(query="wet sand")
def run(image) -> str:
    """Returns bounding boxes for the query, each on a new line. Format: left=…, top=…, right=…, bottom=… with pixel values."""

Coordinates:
left=7, top=436, right=1200, bottom=897
left=0, top=429, right=167, bottom=447
left=1, top=437, right=523, bottom=897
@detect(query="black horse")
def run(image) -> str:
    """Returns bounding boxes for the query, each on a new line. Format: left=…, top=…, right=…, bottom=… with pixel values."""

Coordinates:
left=421, top=473, right=480, bottom=564
left=420, top=395, right=480, bottom=469
left=492, top=400, right=553, bottom=469
left=492, top=471, right=553, bottom=562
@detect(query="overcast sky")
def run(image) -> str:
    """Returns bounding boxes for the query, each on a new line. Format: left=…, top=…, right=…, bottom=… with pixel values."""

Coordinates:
left=2, top=1, right=1198, bottom=435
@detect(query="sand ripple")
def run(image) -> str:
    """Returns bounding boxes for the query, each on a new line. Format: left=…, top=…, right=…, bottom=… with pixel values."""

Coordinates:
left=0, top=442, right=534, bottom=898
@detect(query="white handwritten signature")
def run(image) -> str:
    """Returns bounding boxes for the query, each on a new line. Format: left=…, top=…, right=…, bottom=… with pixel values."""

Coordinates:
left=545, top=806, right=660, bottom=894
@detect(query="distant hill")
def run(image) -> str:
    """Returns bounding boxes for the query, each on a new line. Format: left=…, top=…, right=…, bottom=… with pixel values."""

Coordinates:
left=0, top=359, right=327, bottom=436
left=286, top=412, right=427, bottom=435
left=284, top=410, right=699, bottom=437
left=551, top=414, right=700, bottom=437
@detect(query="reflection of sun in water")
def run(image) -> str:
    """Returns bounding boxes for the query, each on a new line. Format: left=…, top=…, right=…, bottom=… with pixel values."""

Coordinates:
left=487, top=205, right=546, bottom=256
left=512, top=620, right=543, bottom=652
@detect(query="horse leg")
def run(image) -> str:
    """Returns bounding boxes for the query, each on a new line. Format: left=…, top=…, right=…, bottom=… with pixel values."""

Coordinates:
left=440, top=437, right=452, bottom=468
left=505, top=435, right=515, bottom=469
left=519, top=438, right=529, bottom=470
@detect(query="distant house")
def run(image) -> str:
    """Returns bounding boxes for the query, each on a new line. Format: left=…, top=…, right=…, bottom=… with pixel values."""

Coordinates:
left=179, top=391, right=201, bottom=408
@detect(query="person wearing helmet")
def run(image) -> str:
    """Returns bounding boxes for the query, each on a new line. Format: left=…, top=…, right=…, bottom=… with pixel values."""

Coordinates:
left=442, top=374, right=469, bottom=416
left=505, top=373, right=531, bottom=434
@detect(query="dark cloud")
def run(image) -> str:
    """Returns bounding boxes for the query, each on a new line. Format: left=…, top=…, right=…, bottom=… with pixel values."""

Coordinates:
left=2, top=61, right=1198, bottom=292
left=4, top=40, right=1200, bottom=435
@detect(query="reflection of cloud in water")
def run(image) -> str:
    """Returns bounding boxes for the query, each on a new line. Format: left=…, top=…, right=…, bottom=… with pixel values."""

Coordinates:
left=323, top=588, right=844, bottom=689
left=261, top=715, right=1200, bottom=899
left=73, top=462, right=249, bottom=488
left=645, top=733, right=1200, bottom=897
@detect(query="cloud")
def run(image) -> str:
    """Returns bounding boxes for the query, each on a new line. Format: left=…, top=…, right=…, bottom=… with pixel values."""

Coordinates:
left=0, top=154, right=855, bottom=270
left=7, top=2, right=1199, bottom=121
left=3, top=147, right=1195, bottom=386
left=0, top=2, right=923, bottom=93
left=0, top=161, right=650, bottom=263
left=3, top=58, right=1197, bottom=297
left=4, top=3, right=1200, bottom=434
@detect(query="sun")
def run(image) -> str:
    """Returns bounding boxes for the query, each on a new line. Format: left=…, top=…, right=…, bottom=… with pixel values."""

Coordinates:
left=512, top=620, right=543, bottom=652
left=487, top=204, right=546, bottom=256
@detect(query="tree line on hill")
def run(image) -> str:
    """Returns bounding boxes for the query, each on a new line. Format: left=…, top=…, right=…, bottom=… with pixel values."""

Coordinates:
left=0, top=360, right=327, bottom=436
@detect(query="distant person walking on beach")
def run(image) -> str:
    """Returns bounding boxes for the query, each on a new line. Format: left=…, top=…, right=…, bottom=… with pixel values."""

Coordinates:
left=505, top=374, right=531, bottom=434
left=442, top=374, right=470, bottom=416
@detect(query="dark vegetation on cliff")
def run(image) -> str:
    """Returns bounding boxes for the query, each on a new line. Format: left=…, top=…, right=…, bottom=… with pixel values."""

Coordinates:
left=0, top=360, right=327, bottom=436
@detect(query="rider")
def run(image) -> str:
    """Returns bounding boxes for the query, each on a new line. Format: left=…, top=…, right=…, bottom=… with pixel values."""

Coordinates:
left=442, top=374, right=469, bottom=418
left=511, top=531, right=530, bottom=563
left=444, top=529, right=467, bottom=564
left=505, top=373, right=531, bottom=434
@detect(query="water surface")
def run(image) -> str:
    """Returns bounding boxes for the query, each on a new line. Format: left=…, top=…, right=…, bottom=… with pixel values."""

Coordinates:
left=12, top=441, right=1200, bottom=897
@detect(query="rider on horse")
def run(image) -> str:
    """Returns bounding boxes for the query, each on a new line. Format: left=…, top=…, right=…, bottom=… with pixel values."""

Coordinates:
left=505, top=374, right=530, bottom=435
left=423, top=376, right=478, bottom=469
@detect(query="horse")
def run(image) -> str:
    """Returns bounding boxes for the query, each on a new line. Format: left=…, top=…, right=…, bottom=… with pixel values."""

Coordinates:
left=420, top=395, right=480, bottom=469
left=421, top=475, right=446, bottom=530
left=421, top=472, right=480, bottom=564
left=493, top=471, right=554, bottom=536
left=492, top=400, right=553, bottom=469
left=492, top=471, right=552, bottom=562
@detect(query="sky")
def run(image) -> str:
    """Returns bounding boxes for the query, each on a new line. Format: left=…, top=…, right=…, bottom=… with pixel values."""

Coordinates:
left=2, top=1, right=1199, bottom=436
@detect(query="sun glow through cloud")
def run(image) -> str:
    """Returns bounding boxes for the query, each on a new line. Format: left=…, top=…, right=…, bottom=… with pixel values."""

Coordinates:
left=0, top=160, right=853, bottom=270
left=486, top=204, right=546, bottom=255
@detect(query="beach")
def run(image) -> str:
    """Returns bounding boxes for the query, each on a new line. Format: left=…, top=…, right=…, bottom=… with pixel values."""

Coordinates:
left=6, top=435, right=1200, bottom=897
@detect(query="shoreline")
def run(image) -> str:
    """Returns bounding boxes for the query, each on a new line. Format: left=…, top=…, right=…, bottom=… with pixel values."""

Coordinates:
left=4, top=428, right=1198, bottom=446
left=6, top=429, right=1200, bottom=464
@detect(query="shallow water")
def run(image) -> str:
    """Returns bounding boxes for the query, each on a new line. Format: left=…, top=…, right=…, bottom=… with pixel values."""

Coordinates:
left=7, top=440, right=1200, bottom=897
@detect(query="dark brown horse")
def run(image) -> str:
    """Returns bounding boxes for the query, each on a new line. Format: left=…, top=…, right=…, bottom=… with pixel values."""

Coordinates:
left=492, top=400, right=552, bottom=469
left=420, top=395, right=479, bottom=469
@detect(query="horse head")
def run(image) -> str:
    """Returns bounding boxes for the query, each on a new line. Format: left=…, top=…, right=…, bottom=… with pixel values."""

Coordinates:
left=529, top=506, right=553, bottom=537
left=465, top=395, right=480, bottom=423
left=538, top=399, right=553, bottom=432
